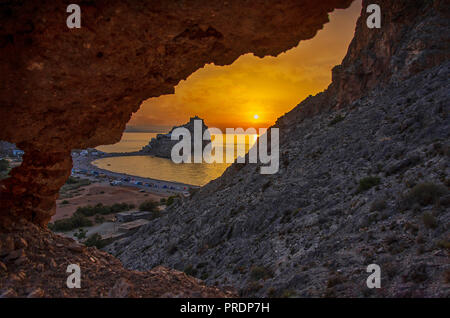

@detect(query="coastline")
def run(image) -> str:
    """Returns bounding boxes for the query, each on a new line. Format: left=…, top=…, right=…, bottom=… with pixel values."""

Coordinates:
left=72, top=152, right=198, bottom=195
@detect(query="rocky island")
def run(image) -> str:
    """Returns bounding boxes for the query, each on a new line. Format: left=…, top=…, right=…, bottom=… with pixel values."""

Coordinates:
left=139, top=116, right=211, bottom=159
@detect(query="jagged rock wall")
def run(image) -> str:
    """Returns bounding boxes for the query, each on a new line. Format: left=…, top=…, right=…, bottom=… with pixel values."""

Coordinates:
left=280, top=0, right=450, bottom=123
left=0, top=0, right=353, bottom=226
left=330, top=0, right=450, bottom=107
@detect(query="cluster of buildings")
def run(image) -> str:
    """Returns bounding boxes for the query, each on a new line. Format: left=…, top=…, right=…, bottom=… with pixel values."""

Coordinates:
left=0, top=141, right=24, bottom=158
left=98, top=211, right=155, bottom=245
left=71, top=148, right=103, bottom=157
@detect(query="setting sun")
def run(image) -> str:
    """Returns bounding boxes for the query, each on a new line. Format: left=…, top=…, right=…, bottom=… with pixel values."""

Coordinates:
left=253, top=114, right=259, bottom=120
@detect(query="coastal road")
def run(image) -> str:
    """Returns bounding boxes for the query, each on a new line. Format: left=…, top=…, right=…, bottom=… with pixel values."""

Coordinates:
left=72, top=153, right=198, bottom=196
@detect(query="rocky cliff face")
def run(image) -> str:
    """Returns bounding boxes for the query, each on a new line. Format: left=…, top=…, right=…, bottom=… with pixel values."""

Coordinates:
left=0, top=0, right=353, bottom=226
left=283, top=0, right=450, bottom=122
left=329, top=0, right=450, bottom=107
left=109, top=62, right=450, bottom=297
left=109, top=0, right=450, bottom=297
left=140, top=116, right=210, bottom=159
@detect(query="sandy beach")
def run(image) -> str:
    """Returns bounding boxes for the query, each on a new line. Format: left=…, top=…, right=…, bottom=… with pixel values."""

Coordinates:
left=73, top=152, right=197, bottom=192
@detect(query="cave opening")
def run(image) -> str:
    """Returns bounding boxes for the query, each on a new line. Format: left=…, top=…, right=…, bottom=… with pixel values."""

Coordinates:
left=0, top=0, right=359, bottom=228
left=88, top=1, right=361, bottom=190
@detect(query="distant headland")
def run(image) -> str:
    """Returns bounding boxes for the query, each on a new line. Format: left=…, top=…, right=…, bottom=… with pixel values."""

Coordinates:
left=139, top=116, right=210, bottom=159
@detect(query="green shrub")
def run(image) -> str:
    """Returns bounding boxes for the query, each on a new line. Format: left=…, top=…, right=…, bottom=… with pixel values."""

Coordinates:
left=250, top=266, right=273, bottom=281
left=328, top=114, right=345, bottom=126
left=75, top=202, right=134, bottom=217
left=84, top=233, right=106, bottom=249
left=241, top=282, right=263, bottom=296
left=200, top=273, right=209, bottom=280
left=167, top=244, right=178, bottom=255
left=139, top=200, right=159, bottom=212
left=327, top=274, right=344, bottom=288
left=400, top=183, right=448, bottom=210
left=74, top=228, right=87, bottom=240
left=75, top=203, right=107, bottom=216
left=94, top=215, right=105, bottom=224
left=266, top=288, right=277, bottom=298
left=280, top=210, right=294, bottom=224
left=61, top=200, right=70, bottom=205
left=262, top=180, right=272, bottom=192
left=166, top=196, right=177, bottom=206
left=59, top=177, right=91, bottom=195
left=436, top=240, right=450, bottom=249
left=0, top=159, right=9, bottom=172
left=370, top=198, right=387, bottom=211
left=281, top=290, right=296, bottom=298
left=48, top=213, right=93, bottom=232
left=422, top=213, right=437, bottom=229
left=66, top=176, right=79, bottom=184
left=183, top=264, right=198, bottom=277
left=357, top=176, right=381, bottom=193
left=110, top=202, right=134, bottom=213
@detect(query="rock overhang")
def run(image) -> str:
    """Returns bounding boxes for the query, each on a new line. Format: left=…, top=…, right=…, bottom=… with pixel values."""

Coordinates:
left=0, top=0, right=355, bottom=226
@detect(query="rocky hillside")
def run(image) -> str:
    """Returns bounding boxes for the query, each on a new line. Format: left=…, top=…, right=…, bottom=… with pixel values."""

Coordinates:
left=108, top=62, right=449, bottom=297
left=108, top=1, right=450, bottom=297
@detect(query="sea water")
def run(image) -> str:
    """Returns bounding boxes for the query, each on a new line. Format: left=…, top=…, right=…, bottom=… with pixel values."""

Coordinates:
left=93, top=132, right=256, bottom=186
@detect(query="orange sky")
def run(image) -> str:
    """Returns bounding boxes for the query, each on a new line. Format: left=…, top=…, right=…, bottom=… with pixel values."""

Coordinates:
left=128, top=0, right=362, bottom=132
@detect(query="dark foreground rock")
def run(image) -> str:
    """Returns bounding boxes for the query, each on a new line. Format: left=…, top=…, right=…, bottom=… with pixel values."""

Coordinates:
left=0, top=221, right=235, bottom=297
